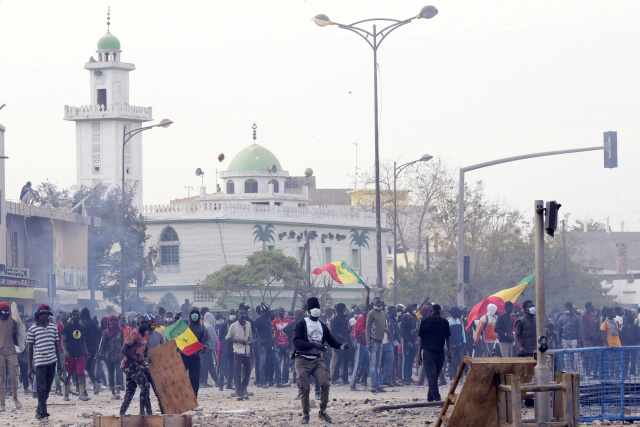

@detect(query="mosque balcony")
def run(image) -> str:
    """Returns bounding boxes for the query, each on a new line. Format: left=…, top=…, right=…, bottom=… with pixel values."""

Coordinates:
left=220, top=170, right=289, bottom=178
left=143, top=201, right=383, bottom=228
left=84, top=61, right=135, bottom=71
left=64, top=103, right=153, bottom=122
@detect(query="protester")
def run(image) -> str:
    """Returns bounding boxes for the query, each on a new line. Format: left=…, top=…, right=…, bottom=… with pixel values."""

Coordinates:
left=418, top=304, right=451, bottom=402
left=494, top=301, right=516, bottom=358
left=54, top=311, right=69, bottom=395
left=581, top=302, right=598, bottom=376
left=514, top=300, right=536, bottom=357
left=601, top=307, right=621, bottom=347
left=98, top=315, right=125, bottom=399
left=218, top=309, right=236, bottom=391
left=226, top=308, right=252, bottom=401
left=27, top=304, right=62, bottom=421
left=474, top=303, right=499, bottom=356
left=447, top=307, right=466, bottom=380
left=366, top=297, right=387, bottom=393
left=61, top=309, right=90, bottom=401
left=557, top=302, right=582, bottom=371
left=273, top=307, right=292, bottom=385
left=0, top=301, right=22, bottom=412
left=80, top=307, right=100, bottom=395
left=400, top=304, right=419, bottom=384
left=200, top=311, right=218, bottom=388
left=350, top=303, right=370, bottom=391
left=254, top=303, right=282, bottom=388
left=385, top=305, right=402, bottom=387
left=181, top=307, right=208, bottom=398
left=119, top=315, right=152, bottom=416
left=292, top=297, right=349, bottom=424
left=379, top=301, right=395, bottom=388
left=145, top=314, right=166, bottom=351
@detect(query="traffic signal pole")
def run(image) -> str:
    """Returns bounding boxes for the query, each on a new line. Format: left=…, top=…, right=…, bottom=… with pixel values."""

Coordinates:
left=457, top=141, right=612, bottom=308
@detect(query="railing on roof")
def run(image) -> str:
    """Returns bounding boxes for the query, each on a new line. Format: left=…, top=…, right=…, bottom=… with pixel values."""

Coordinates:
left=64, top=103, right=152, bottom=121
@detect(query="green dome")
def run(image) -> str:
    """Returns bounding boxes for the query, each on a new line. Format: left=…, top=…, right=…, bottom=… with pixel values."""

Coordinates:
left=227, top=144, right=283, bottom=172
left=97, top=31, right=121, bottom=50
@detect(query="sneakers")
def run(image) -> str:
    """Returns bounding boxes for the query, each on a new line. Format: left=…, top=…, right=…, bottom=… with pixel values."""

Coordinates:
left=114, top=392, right=121, bottom=400
left=79, top=393, right=91, bottom=401
left=318, top=411, right=333, bottom=424
left=295, top=392, right=302, bottom=399
left=64, top=394, right=70, bottom=401
left=93, top=383, right=100, bottom=395
left=438, top=380, right=447, bottom=386
left=276, top=383, right=289, bottom=388
left=412, top=381, right=424, bottom=386
left=300, top=415, right=310, bottom=424
left=315, top=392, right=321, bottom=400
left=13, top=398, right=23, bottom=409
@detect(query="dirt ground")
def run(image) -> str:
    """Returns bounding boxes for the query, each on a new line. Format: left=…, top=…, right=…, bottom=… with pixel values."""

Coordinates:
left=0, top=381, right=629, bottom=426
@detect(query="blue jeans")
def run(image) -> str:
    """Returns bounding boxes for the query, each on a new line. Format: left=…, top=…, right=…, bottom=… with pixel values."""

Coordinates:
left=381, top=343, right=395, bottom=385
left=403, top=343, right=417, bottom=381
left=350, top=340, right=370, bottom=389
left=258, top=344, right=281, bottom=385
left=369, top=339, right=383, bottom=389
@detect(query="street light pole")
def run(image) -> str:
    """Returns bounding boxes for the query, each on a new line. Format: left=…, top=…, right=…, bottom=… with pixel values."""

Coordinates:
left=393, top=154, right=432, bottom=305
left=456, top=144, right=605, bottom=308
left=313, top=6, right=438, bottom=297
left=120, top=119, right=173, bottom=314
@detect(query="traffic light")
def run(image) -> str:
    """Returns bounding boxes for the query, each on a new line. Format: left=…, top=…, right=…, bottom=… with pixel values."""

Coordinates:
left=604, top=131, right=618, bottom=168
left=544, top=201, right=562, bottom=237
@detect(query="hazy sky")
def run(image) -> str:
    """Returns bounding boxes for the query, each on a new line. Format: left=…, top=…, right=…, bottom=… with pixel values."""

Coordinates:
left=1, top=1, right=639, bottom=231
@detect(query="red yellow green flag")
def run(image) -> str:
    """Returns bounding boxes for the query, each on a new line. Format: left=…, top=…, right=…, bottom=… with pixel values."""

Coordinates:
left=313, top=261, right=365, bottom=285
left=161, top=320, right=205, bottom=356
left=491, top=272, right=536, bottom=303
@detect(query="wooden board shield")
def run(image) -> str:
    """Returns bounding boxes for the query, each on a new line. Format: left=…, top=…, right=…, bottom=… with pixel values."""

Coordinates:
left=11, top=300, right=27, bottom=352
left=148, top=340, right=198, bottom=414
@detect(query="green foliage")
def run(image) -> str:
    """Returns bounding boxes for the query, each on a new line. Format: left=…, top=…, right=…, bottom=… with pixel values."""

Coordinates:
left=35, top=182, right=157, bottom=305
left=158, top=292, right=179, bottom=312
left=349, top=229, right=370, bottom=249
left=395, top=263, right=454, bottom=306
left=199, top=250, right=307, bottom=307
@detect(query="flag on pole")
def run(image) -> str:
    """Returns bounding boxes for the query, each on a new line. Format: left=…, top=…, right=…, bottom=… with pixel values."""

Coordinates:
left=312, top=261, right=365, bottom=285
left=490, top=272, right=535, bottom=303
left=161, top=321, right=205, bottom=356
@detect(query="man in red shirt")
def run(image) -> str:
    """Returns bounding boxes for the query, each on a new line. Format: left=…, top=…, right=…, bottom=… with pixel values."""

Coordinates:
left=349, top=305, right=371, bottom=391
left=272, top=307, right=292, bottom=384
left=119, top=316, right=151, bottom=416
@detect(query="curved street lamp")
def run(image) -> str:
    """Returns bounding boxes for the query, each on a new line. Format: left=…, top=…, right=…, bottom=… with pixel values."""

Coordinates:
left=121, top=119, right=173, bottom=314
left=393, top=154, right=433, bottom=305
left=313, top=7, right=438, bottom=297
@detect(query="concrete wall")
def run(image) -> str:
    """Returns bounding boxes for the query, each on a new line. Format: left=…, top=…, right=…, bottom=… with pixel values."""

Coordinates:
left=571, top=231, right=640, bottom=271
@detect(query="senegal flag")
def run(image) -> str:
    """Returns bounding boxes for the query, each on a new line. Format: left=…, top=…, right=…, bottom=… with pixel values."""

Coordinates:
left=313, top=261, right=365, bottom=285
left=161, top=321, right=205, bottom=356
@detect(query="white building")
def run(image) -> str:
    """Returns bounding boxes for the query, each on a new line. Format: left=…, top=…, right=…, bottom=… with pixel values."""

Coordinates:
left=140, top=136, right=385, bottom=310
left=64, top=15, right=151, bottom=211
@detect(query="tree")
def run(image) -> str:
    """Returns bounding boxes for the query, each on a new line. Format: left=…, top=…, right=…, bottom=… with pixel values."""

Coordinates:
left=199, top=264, right=253, bottom=307
left=395, top=263, right=454, bottom=306
left=570, top=219, right=605, bottom=232
left=158, top=292, right=179, bottom=312
left=35, top=182, right=157, bottom=306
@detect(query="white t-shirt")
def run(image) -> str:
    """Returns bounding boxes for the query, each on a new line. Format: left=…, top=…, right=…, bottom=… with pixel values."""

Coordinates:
left=302, top=318, right=323, bottom=359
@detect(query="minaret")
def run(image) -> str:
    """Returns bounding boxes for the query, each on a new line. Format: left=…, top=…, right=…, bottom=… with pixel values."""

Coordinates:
left=64, top=9, right=152, bottom=211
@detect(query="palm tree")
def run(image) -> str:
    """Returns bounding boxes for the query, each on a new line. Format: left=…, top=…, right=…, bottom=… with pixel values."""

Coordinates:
left=253, top=224, right=276, bottom=249
left=349, top=229, right=370, bottom=249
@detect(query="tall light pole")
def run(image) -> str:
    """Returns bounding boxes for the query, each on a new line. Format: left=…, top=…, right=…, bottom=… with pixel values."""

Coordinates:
left=393, top=154, right=432, bottom=305
left=313, top=6, right=438, bottom=296
left=121, top=118, right=173, bottom=314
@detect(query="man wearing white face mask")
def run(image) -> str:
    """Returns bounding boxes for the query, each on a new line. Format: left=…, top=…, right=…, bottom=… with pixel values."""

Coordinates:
left=515, top=300, right=537, bottom=358
left=293, top=297, right=349, bottom=424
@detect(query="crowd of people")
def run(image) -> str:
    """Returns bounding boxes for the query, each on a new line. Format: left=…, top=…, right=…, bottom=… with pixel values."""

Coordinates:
left=1, top=295, right=639, bottom=423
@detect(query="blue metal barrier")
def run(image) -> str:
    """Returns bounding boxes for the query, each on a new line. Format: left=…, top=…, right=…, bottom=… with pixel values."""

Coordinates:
left=551, top=346, right=640, bottom=422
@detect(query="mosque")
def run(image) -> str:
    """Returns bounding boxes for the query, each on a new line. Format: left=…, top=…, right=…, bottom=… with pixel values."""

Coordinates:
left=64, top=13, right=388, bottom=311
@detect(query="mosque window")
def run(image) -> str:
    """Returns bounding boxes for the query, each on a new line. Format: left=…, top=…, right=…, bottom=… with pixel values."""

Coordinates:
left=226, top=180, right=235, bottom=194
left=268, top=179, right=279, bottom=193
left=351, top=248, right=361, bottom=272
left=160, top=227, right=179, bottom=266
left=97, top=89, right=107, bottom=109
left=245, top=179, right=258, bottom=194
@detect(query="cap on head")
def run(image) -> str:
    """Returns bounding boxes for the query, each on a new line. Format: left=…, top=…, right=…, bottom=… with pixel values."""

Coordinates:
left=0, top=302, right=9, bottom=311
left=306, top=297, right=320, bottom=311
left=564, top=302, right=573, bottom=309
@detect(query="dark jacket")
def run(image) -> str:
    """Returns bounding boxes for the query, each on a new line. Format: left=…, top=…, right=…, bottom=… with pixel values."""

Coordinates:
left=329, top=315, right=349, bottom=343
left=557, top=313, right=581, bottom=341
left=400, top=313, right=418, bottom=342
left=494, top=312, right=516, bottom=343
left=183, top=308, right=209, bottom=358
left=515, top=314, right=536, bottom=354
left=293, top=318, right=343, bottom=359
left=218, top=321, right=232, bottom=352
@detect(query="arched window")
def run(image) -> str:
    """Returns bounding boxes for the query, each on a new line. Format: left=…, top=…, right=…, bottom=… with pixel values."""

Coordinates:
left=159, top=227, right=179, bottom=266
left=226, top=180, right=234, bottom=194
left=245, top=179, right=258, bottom=193
left=268, top=179, right=279, bottom=193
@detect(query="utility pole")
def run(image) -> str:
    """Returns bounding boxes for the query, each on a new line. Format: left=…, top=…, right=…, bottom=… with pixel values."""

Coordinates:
left=306, top=233, right=312, bottom=296
left=534, top=200, right=550, bottom=423
left=291, top=231, right=311, bottom=311
left=425, top=233, right=430, bottom=273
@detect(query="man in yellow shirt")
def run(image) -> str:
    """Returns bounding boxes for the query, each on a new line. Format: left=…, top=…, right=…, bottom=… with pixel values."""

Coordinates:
left=600, top=307, right=621, bottom=347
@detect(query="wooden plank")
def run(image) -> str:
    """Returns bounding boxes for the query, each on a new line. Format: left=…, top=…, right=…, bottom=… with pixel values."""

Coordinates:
left=435, top=356, right=467, bottom=427
left=148, top=340, right=198, bottom=414
left=554, top=371, right=565, bottom=422
left=94, top=415, right=121, bottom=427
left=445, top=357, right=536, bottom=427
left=142, top=415, right=164, bottom=427
left=497, top=375, right=507, bottom=424
left=121, top=415, right=144, bottom=427
left=571, top=373, right=580, bottom=427
left=163, top=414, right=192, bottom=427
left=508, top=375, right=523, bottom=427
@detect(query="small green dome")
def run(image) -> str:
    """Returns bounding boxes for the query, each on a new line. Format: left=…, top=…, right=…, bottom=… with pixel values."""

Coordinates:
left=227, top=144, right=283, bottom=172
left=97, top=31, right=121, bottom=50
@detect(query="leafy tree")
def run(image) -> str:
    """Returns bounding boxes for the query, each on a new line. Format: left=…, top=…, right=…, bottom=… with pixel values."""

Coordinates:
left=158, top=292, right=179, bottom=312
left=35, top=182, right=157, bottom=306
left=252, top=224, right=275, bottom=249
left=395, top=263, right=454, bottom=306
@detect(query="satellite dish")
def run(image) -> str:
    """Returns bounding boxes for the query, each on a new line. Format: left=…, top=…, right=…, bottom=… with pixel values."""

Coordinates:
left=268, top=164, right=278, bottom=173
left=195, top=168, right=203, bottom=176
left=304, top=168, right=313, bottom=177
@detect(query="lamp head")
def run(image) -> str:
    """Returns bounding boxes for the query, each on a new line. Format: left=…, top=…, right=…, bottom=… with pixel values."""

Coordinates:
left=420, top=154, right=433, bottom=162
left=158, top=118, right=173, bottom=128
left=418, top=6, right=438, bottom=19
left=312, top=14, right=332, bottom=27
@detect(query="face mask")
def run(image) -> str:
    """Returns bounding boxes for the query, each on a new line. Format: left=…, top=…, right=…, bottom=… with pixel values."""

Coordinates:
left=139, top=325, right=148, bottom=333
left=564, top=310, right=571, bottom=315
left=344, top=311, right=348, bottom=316
left=216, top=319, right=224, bottom=325
left=279, top=313, right=285, bottom=319
left=239, top=314, right=247, bottom=322
left=149, top=324, right=156, bottom=331
left=0, top=311, right=9, bottom=320
left=528, top=307, right=536, bottom=315
left=165, top=317, right=172, bottom=323
left=190, top=314, right=200, bottom=322
left=412, top=310, right=417, bottom=315
left=229, top=315, right=237, bottom=321
left=310, top=308, right=321, bottom=318
left=119, top=321, right=126, bottom=327
left=374, top=306, right=382, bottom=311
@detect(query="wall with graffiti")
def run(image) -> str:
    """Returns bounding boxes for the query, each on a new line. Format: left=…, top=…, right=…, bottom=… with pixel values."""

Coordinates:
left=55, top=263, right=88, bottom=290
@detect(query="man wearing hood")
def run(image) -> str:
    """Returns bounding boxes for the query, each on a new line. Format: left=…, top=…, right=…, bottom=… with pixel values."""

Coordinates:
left=226, top=308, right=252, bottom=400
left=514, top=300, right=537, bottom=357
left=180, top=307, right=208, bottom=398
left=98, top=315, right=125, bottom=399
left=0, top=301, right=22, bottom=412
left=473, top=303, right=499, bottom=356
left=418, top=304, right=451, bottom=402
left=293, top=297, right=349, bottom=424
left=80, top=307, right=100, bottom=396
left=329, top=303, right=349, bottom=385
left=200, top=312, right=219, bottom=388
